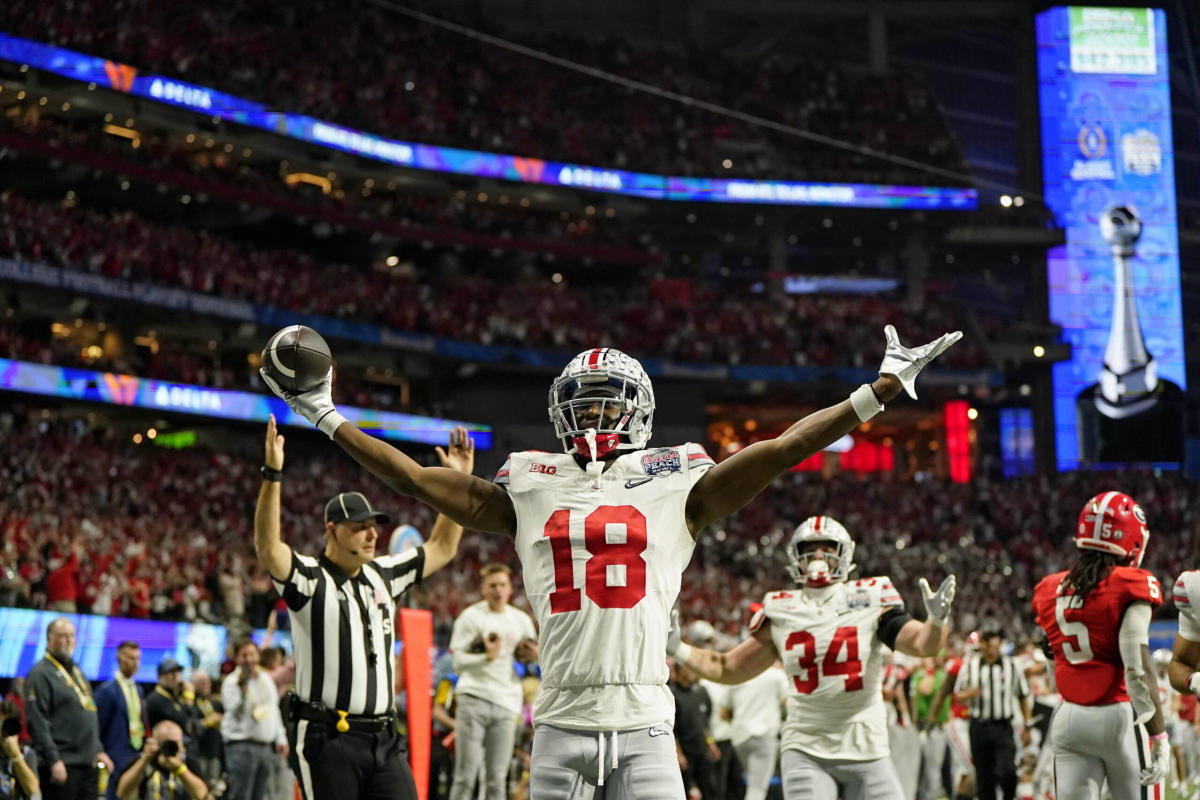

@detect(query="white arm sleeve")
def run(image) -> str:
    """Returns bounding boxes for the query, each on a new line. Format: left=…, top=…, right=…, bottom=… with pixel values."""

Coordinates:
left=1118, top=602, right=1156, bottom=724
left=1118, top=602, right=1151, bottom=665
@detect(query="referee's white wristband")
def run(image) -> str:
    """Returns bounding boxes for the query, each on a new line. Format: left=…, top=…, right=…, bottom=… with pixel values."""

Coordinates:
left=850, top=384, right=884, bottom=422
left=670, top=643, right=693, bottom=665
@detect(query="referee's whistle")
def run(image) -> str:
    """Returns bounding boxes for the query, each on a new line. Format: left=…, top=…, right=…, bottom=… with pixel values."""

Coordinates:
left=336, top=710, right=350, bottom=733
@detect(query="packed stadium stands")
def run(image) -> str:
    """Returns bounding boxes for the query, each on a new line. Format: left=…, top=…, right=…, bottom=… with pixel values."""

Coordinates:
left=0, top=0, right=966, bottom=184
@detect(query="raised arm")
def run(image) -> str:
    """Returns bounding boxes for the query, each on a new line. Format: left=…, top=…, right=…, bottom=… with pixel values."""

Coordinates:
left=254, top=415, right=294, bottom=581
left=685, top=326, right=961, bottom=533
left=421, top=426, right=475, bottom=577
left=260, top=369, right=516, bottom=535
left=894, top=576, right=957, bottom=658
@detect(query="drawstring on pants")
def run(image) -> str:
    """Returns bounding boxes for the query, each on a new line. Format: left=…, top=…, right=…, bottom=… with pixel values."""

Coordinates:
left=596, top=730, right=619, bottom=786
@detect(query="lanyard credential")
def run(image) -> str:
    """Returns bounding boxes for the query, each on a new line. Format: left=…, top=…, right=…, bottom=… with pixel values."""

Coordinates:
left=45, top=653, right=97, bottom=711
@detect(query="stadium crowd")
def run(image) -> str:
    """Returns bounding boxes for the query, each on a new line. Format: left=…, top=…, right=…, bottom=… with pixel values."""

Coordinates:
left=0, top=192, right=986, bottom=370
left=1, top=416, right=1191, bottom=638
left=0, top=114, right=650, bottom=264
left=1, top=0, right=964, bottom=184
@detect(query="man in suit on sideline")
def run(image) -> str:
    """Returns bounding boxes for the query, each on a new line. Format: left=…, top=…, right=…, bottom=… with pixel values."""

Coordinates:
left=95, top=642, right=145, bottom=800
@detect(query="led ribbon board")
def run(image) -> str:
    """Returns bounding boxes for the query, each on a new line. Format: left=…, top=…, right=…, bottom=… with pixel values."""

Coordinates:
left=1036, top=7, right=1185, bottom=468
left=0, top=357, right=492, bottom=449
left=0, top=33, right=976, bottom=210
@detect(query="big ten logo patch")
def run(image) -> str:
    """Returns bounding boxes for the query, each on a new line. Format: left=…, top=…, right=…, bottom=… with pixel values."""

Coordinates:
left=640, top=448, right=681, bottom=476
left=529, top=463, right=557, bottom=475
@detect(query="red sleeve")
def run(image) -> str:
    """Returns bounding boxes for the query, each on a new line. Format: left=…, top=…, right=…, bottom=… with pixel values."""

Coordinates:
left=947, top=657, right=962, bottom=677
left=1112, top=567, right=1163, bottom=608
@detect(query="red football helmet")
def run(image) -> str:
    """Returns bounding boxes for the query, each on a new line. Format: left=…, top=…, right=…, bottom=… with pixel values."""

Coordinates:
left=1075, top=491, right=1149, bottom=567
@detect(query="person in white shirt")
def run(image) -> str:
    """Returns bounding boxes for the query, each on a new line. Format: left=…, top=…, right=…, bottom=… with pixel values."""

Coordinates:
left=449, top=564, right=538, bottom=800
left=723, top=661, right=788, bottom=800
left=220, top=639, right=286, bottom=800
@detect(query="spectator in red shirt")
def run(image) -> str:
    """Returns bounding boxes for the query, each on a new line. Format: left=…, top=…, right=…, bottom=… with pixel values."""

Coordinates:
left=43, top=538, right=82, bottom=613
left=3, top=678, right=30, bottom=744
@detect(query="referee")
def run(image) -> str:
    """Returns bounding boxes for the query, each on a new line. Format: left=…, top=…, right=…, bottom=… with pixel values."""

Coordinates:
left=254, top=415, right=475, bottom=800
left=953, top=628, right=1032, bottom=800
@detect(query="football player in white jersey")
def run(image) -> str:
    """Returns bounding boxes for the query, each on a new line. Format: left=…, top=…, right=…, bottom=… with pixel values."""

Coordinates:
left=262, top=325, right=961, bottom=799
left=1170, top=569, right=1200, bottom=787
left=1171, top=571, right=1200, bottom=697
left=668, top=516, right=957, bottom=800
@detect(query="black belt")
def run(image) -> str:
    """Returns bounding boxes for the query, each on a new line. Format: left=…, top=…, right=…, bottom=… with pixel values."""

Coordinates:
left=290, top=697, right=395, bottom=733
left=226, top=740, right=273, bottom=748
left=970, top=718, right=1011, bottom=725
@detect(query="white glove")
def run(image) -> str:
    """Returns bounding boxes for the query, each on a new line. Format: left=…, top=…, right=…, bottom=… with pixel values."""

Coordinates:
left=880, top=325, right=964, bottom=399
left=1189, top=671, right=1200, bottom=695
left=919, top=575, right=957, bottom=628
left=259, top=367, right=346, bottom=439
left=1140, top=735, right=1170, bottom=786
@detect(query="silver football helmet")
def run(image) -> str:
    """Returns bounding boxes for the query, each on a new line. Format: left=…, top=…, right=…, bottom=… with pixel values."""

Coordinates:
left=787, top=516, right=856, bottom=587
left=548, top=348, right=655, bottom=458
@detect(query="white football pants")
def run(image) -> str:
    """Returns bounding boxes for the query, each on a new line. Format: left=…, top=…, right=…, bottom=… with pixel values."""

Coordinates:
left=1049, top=700, right=1164, bottom=800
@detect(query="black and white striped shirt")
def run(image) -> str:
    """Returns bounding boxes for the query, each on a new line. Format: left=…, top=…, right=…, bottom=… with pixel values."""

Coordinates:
left=960, top=655, right=1029, bottom=722
left=272, top=547, right=425, bottom=716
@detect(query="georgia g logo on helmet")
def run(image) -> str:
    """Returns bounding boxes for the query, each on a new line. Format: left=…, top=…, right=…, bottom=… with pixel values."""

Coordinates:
left=1074, top=491, right=1150, bottom=567
left=787, top=516, right=857, bottom=587
left=548, top=348, right=655, bottom=459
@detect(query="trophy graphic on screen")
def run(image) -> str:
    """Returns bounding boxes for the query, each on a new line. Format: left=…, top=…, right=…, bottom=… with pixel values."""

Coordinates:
left=1076, top=205, right=1183, bottom=463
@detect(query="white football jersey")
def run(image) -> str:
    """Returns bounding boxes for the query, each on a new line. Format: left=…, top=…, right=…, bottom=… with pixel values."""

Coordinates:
left=755, top=577, right=905, bottom=760
left=1173, top=570, right=1200, bottom=641
left=497, top=443, right=715, bottom=730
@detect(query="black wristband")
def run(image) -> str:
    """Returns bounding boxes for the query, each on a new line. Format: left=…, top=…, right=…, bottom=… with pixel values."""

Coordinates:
left=261, top=465, right=283, bottom=482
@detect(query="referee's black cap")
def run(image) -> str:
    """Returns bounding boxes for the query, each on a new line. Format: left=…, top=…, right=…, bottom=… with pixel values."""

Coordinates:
left=325, top=492, right=392, bottom=526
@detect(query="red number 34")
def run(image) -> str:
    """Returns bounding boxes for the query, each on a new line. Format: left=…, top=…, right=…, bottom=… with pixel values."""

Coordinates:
left=543, top=506, right=648, bottom=613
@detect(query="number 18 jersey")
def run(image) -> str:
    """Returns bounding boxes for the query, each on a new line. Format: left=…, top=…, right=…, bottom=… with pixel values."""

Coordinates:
left=755, top=577, right=905, bottom=760
left=496, top=444, right=715, bottom=731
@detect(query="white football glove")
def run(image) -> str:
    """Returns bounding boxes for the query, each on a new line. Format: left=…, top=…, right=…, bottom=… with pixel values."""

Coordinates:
left=880, top=325, right=964, bottom=399
left=919, top=575, right=957, bottom=628
left=259, top=367, right=346, bottom=439
left=1190, top=671, right=1200, bottom=695
left=1140, top=735, right=1170, bottom=787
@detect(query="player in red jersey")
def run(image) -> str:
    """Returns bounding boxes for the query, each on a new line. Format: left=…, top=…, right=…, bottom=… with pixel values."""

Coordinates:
left=1031, top=491, right=1171, bottom=800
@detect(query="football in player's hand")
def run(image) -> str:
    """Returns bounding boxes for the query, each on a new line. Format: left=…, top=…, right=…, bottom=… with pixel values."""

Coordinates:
left=260, top=325, right=332, bottom=393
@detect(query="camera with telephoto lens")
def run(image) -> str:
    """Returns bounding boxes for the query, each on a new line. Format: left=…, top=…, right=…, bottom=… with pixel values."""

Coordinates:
left=159, top=740, right=180, bottom=758
left=1, top=717, right=20, bottom=738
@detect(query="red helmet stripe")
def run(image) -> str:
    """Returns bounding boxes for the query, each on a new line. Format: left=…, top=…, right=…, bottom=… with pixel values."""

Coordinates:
left=814, top=516, right=823, bottom=532
left=587, top=348, right=604, bottom=369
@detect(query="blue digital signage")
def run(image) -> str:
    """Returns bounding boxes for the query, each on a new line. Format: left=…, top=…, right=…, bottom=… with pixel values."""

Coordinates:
left=0, top=357, right=493, bottom=450
left=1036, top=7, right=1185, bottom=468
left=0, top=32, right=977, bottom=210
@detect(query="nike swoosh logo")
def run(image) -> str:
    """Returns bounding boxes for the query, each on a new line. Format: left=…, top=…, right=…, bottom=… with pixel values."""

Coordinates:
left=624, top=478, right=653, bottom=489
left=648, top=727, right=670, bottom=737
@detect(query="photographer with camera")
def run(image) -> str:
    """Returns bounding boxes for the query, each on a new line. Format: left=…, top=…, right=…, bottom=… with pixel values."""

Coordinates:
left=0, top=700, right=39, bottom=799
left=220, top=638, right=285, bottom=800
left=115, top=721, right=206, bottom=800
left=448, top=564, right=537, bottom=800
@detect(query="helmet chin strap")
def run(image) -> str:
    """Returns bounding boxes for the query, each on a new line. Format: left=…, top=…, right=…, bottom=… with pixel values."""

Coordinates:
left=583, top=428, right=604, bottom=489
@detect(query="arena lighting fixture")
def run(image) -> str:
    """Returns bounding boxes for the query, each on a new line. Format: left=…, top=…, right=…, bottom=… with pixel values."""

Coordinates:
left=1000, top=195, right=1013, bottom=207
left=283, top=172, right=332, bottom=194
left=1033, top=345, right=1046, bottom=358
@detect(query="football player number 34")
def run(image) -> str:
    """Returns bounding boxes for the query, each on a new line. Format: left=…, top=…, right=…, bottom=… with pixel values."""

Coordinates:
left=785, top=628, right=863, bottom=693
left=543, top=506, right=647, bottom=612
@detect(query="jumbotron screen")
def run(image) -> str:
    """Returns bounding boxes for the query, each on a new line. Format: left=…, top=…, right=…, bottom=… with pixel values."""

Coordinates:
left=1036, top=6, right=1186, bottom=469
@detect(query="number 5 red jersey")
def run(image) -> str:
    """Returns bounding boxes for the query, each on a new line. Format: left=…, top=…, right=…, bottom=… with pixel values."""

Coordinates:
left=1032, top=566, right=1162, bottom=706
